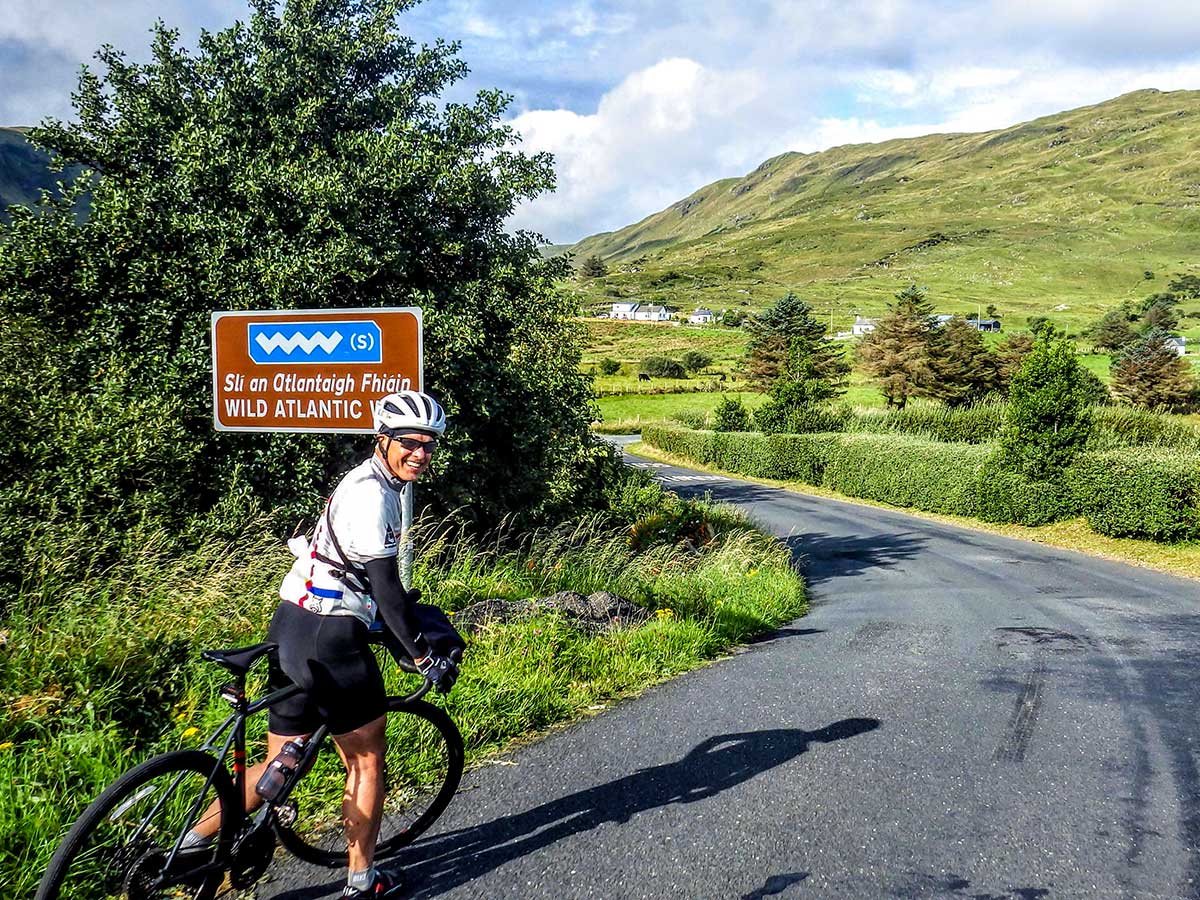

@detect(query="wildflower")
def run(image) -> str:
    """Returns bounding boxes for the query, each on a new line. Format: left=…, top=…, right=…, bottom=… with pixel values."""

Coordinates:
left=656, top=608, right=675, bottom=620
left=746, top=569, right=758, bottom=577
left=181, top=727, right=200, bottom=740
left=0, top=742, right=13, bottom=751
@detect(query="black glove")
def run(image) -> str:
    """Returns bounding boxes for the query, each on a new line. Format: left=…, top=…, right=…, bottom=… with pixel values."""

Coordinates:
left=415, top=653, right=459, bottom=693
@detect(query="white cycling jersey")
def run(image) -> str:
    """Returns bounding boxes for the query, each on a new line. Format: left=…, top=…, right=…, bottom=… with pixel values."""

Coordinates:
left=279, top=456, right=403, bottom=626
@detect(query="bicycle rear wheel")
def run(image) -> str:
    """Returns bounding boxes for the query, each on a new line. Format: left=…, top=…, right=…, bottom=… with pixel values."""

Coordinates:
left=275, top=697, right=464, bottom=867
left=35, top=750, right=238, bottom=900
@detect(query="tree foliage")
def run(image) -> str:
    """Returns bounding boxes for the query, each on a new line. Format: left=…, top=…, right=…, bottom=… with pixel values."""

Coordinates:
left=1110, top=328, right=1198, bottom=412
left=0, top=0, right=612, bottom=586
left=1088, top=307, right=1138, bottom=351
left=929, top=316, right=1000, bottom=407
left=995, top=332, right=1093, bottom=479
left=579, top=254, right=608, bottom=278
left=711, top=396, right=752, bottom=432
left=639, top=355, right=686, bottom=378
left=681, top=350, right=713, bottom=373
left=745, top=292, right=848, bottom=393
left=857, top=284, right=939, bottom=410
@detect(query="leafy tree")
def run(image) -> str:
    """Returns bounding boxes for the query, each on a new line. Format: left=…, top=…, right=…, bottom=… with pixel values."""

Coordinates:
left=1167, top=272, right=1200, bottom=300
left=1110, top=328, right=1198, bottom=412
left=598, top=357, right=622, bottom=376
left=639, top=355, right=686, bottom=378
left=1026, top=316, right=1055, bottom=338
left=857, top=284, right=939, bottom=410
left=0, top=0, right=612, bottom=583
left=985, top=304, right=998, bottom=318
left=929, top=316, right=1000, bottom=407
left=1088, top=308, right=1138, bottom=351
left=681, top=350, right=713, bottom=374
left=711, top=396, right=752, bottom=432
left=579, top=254, right=608, bottom=278
left=995, top=333, right=1093, bottom=479
left=721, top=308, right=747, bottom=328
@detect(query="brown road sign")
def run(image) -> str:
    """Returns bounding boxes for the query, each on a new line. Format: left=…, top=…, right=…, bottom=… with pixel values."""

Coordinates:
left=211, top=308, right=422, bottom=433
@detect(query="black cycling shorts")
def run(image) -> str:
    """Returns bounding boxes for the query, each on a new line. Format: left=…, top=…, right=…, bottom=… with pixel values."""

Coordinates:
left=266, top=601, right=387, bottom=737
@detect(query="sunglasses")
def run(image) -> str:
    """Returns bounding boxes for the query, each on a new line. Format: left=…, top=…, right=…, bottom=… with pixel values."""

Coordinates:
left=393, top=436, right=438, bottom=452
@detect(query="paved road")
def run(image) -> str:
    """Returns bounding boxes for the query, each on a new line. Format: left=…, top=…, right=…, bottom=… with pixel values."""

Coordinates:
left=264, top=450, right=1200, bottom=899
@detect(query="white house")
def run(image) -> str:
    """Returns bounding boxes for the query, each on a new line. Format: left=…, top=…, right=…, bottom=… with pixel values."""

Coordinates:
left=634, top=304, right=673, bottom=322
left=1164, top=336, right=1187, bottom=356
left=852, top=316, right=877, bottom=337
left=689, top=308, right=716, bottom=325
left=609, top=301, right=672, bottom=321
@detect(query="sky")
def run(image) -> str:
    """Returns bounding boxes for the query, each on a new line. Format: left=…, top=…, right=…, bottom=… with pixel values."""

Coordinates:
left=2, top=0, right=1200, bottom=244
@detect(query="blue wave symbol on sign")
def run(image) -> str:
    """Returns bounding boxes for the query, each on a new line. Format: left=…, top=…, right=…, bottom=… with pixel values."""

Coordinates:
left=248, top=321, right=382, bottom=364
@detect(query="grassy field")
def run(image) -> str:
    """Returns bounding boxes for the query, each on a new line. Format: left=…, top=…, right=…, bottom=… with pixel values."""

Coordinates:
left=564, top=90, right=1200, bottom=338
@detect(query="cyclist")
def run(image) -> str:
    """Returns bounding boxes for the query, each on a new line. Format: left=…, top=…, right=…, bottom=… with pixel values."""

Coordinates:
left=184, top=389, right=459, bottom=898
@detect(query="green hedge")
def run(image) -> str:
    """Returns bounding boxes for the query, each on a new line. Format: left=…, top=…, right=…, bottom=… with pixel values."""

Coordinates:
left=1072, top=451, right=1200, bottom=541
left=641, top=424, right=1200, bottom=541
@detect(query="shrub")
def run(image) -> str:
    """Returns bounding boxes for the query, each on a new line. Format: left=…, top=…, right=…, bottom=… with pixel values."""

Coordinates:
left=598, top=357, right=622, bottom=376
left=822, top=434, right=986, bottom=516
left=640, top=355, right=687, bottom=378
left=681, top=350, right=713, bottom=374
left=996, top=334, right=1093, bottom=478
left=755, top=401, right=851, bottom=435
left=972, top=467, right=1077, bottom=526
left=712, top=396, right=752, bottom=432
left=1072, top=451, right=1200, bottom=541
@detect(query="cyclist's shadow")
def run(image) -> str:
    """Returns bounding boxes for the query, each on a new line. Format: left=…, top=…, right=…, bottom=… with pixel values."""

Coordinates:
left=396, top=716, right=881, bottom=897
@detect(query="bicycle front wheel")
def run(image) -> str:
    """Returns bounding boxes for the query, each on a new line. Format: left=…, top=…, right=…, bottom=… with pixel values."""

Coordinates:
left=276, top=697, right=464, bottom=867
left=35, top=750, right=238, bottom=900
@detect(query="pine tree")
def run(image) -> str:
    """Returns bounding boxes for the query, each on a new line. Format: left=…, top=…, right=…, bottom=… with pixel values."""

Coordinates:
left=745, top=292, right=848, bottom=394
left=579, top=255, right=608, bottom=278
left=857, top=284, right=939, bottom=409
left=1110, top=328, right=1199, bottom=412
left=1088, top=308, right=1137, bottom=352
left=930, top=316, right=1000, bottom=407
left=993, top=332, right=1035, bottom=393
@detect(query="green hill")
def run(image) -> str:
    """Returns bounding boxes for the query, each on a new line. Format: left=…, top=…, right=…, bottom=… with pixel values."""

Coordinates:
left=567, top=89, right=1200, bottom=333
left=0, top=127, right=86, bottom=223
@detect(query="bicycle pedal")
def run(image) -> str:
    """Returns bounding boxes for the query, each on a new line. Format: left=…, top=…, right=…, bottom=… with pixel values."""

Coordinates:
left=273, top=800, right=298, bottom=828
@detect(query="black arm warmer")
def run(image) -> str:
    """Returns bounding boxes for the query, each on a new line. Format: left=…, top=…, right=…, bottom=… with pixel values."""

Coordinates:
left=362, top=556, right=431, bottom=661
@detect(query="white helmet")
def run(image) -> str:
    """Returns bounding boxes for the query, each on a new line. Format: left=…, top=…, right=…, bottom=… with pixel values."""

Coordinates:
left=373, top=390, right=447, bottom=436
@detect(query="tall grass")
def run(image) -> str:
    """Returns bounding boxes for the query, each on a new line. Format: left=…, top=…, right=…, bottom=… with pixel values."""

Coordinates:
left=3, top=484, right=804, bottom=896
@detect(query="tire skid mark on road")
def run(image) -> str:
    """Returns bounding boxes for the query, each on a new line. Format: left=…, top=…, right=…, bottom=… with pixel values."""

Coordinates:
left=994, top=659, right=1047, bottom=763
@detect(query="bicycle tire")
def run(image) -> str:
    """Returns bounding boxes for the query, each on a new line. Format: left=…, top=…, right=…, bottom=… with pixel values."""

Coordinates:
left=275, top=697, right=464, bottom=867
left=35, top=749, right=238, bottom=900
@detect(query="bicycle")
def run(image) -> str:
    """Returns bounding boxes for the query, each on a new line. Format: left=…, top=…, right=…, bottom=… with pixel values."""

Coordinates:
left=35, top=635, right=464, bottom=900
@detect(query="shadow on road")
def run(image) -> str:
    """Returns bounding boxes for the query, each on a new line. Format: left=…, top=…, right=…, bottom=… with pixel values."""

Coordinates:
left=784, top=531, right=926, bottom=589
left=269, top=718, right=882, bottom=899
left=392, top=718, right=881, bottom=898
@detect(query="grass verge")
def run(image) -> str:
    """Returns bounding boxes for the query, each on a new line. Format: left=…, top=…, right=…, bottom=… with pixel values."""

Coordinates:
left=1, top=482, right=805, bottom=895
left=627, top=441, right=1200, bottom=581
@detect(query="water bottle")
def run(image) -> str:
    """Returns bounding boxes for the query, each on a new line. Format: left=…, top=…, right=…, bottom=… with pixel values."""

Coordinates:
left=255, top=738, right=305, bottom=803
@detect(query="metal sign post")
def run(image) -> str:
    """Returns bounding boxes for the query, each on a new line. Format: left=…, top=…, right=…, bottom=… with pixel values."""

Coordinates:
left=212, top=307, right=424, bottom=580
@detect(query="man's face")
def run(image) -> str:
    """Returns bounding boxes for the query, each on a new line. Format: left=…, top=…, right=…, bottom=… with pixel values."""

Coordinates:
left=381, top=432, right=438, bottom=481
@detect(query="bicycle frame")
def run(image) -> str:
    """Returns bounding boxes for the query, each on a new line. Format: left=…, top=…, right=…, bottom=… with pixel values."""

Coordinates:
left=151, top=641, right=434, bottom=885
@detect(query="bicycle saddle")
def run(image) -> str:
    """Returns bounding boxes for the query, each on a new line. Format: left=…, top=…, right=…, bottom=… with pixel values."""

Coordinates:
left=201, top=641, right=278, bottom=676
